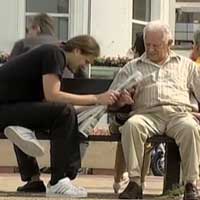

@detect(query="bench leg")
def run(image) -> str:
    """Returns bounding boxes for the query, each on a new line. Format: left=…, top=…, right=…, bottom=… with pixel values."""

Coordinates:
left=163, top=142, right=181, bottom=194
left=114, top=142, right=126, bottom=183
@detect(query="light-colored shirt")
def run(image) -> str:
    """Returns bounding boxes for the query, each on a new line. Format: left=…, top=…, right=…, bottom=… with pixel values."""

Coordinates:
left=111, top=51, right=200, bottom=112
left=196, top=57, right=200, bottom=65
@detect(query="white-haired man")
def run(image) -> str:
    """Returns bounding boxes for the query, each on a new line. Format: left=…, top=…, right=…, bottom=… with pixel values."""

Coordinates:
left=114, top=21, right=200, bottom=200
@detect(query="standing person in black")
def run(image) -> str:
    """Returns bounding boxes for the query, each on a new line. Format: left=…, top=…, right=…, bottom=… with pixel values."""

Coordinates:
left=10, top=13, right=87, bottom=78
left=1, top=35, right=119, bottom=197
left=10, top=13, right=57, bottom=58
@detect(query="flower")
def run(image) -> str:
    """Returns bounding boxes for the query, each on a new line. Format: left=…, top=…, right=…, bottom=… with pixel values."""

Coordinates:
left=0, top=52, right=9, bottom=63
left=94, top=56, right=131, bottom=67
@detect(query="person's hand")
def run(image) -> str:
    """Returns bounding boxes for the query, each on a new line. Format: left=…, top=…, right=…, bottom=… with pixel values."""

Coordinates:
left=96, top=90, right=120, bottom=106
left=115, top=89, right=134, bottom=108
left=127, top=87, right=136, bottom=99
left=91, top=127, right=111, bottom=135
left=192, top=112, right=200, bottom=121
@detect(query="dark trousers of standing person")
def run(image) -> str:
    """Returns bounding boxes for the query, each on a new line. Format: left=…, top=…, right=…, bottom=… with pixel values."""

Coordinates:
left=0, top=101, right=81, bottom=185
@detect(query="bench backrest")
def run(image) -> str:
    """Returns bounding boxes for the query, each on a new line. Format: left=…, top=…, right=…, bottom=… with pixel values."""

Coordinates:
left=61, top=78, right=112, bottom=94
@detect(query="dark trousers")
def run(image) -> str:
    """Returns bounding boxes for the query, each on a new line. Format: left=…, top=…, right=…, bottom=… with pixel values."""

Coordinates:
left=0, top=101, right=81, bottom=185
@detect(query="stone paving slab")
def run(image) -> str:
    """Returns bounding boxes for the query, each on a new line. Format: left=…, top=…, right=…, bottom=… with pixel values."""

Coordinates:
left=0, top=174, right=183, bottom=199
left=0, top=192, right=182, bottom=200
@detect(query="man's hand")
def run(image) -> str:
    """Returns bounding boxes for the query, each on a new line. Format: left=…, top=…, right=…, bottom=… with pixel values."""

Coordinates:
left=108, top=89, right=134, bottom=111
left=96, top=90, right=120, bottom=105
left=116, top=89, right=134, bottom=107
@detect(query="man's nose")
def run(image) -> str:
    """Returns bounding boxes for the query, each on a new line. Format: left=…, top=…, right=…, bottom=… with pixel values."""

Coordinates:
left=148, top=46, right=155, bottom=53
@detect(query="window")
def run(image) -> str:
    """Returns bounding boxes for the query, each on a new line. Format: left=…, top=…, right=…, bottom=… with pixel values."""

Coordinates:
left=132, top=0, right=151, bottom=21
left=132, top=0, right=151, bottom=46
left=26, top=0, right=69, bottom=40
left=175, top=1, right=200, bottom=47
left=176, top=0, right=200, bottom=2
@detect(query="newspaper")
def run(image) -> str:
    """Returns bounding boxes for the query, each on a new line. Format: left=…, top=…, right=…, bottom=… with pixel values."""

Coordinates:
left=78, top=106, right=106, bottom=137
left=78, top=71, right=144, bottom=137
left=78, top=70, right=143, bottom=137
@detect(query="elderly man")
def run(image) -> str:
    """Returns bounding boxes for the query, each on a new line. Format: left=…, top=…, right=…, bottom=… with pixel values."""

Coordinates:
left=113, top=21, right=200, bottom=200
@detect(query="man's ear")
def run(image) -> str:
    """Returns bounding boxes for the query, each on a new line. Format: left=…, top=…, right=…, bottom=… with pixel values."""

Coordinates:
left=196, top=45, right=200, bottom=52
left=73, top=48, right=81, bottom=55
left=36, top=25, right=41, bottom=34
left=192, top=45, right=199, bottom=53
left=168, top=39, right=173, bottom=47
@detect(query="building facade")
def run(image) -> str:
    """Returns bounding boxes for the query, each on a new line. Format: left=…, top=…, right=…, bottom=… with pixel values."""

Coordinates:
left=1, top=0, right=199, bottom=57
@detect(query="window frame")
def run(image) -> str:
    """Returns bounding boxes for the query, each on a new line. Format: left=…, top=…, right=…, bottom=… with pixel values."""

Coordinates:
left=131, top=0, right=151, bottom=46
left=25, top=0, right=70, bottom=40
left=24, top=0, right=90, bottom=40
left=174, top=2, right=200, bottom=47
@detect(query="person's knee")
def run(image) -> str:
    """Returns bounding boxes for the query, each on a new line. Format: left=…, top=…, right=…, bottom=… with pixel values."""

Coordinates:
left=120, top=115, right=148, bottom=143
left=178, top=122, right=199, bottom=142
left=63, top=104, right=76, bottom=116
left=59, top=104, right=77, bottom=123
left=52, top=104, right=77, bottom=138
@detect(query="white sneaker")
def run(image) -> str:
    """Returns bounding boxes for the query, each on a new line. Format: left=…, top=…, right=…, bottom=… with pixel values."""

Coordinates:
left=46, top=177, right=88, bottom=198
left=4, top=126, right=44, bottom=157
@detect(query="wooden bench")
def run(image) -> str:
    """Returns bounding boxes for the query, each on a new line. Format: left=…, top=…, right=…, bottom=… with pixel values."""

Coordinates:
left=0, top=78, right=181, bottom=194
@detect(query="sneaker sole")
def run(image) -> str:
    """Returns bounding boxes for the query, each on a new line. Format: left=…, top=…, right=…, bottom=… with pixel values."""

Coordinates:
left=4, top=127, right=44, bottom=157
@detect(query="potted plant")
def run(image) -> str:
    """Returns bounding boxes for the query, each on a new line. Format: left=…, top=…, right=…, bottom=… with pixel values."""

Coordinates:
left=0, top=51, right=9, bottom=65
left=91, top=56, right=131, bottom=79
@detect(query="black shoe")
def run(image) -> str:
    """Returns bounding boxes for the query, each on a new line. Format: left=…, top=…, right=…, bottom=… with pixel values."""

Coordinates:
left=119, top=181, right=143, bottom=199
left=17, top=180, right=46, bottom=193
left=183, top=183, right=199, bottom=200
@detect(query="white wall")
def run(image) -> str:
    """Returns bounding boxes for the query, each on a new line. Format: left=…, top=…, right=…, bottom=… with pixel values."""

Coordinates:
left=0, top=0, right=25, bottom=53
left=0, top=0, right=175, bottom=56
left=90, top=0, right=132, bottom=57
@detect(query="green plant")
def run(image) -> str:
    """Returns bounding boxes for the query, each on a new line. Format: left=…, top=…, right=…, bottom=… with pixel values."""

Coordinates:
left=94, top=56, right=131, bottom=67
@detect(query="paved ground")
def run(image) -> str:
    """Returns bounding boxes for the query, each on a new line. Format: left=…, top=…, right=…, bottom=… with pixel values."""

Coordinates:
left=0, top=174, right=182, bottom=199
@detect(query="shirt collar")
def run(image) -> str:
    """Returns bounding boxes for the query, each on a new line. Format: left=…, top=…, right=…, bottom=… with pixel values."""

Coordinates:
left=136, top=50, right=181, bottom=65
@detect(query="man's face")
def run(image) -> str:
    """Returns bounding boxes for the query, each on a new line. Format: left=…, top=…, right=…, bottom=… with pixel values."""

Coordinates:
left=27, top=25, right=40, bottom=37
left=145, top=31, right=170, bottom=64
left=69, top=49, right=95, bottom=73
